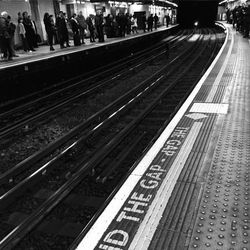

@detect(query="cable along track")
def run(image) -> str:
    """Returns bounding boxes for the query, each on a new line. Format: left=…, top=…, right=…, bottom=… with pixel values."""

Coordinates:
left=0, top=28, right=225, bottom=250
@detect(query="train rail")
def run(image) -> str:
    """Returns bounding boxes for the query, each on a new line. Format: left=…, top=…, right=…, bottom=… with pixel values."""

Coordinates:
left=0, top=30, right=188, bottom=139
left=0, top=30, right=195, bottom=180
left=0, top=27, right=225, bottom=249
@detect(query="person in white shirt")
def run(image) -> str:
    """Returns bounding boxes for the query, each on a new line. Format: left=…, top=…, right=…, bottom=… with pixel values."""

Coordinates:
left=131, top=15, right=138, bottom=34
left=18, top=18, right=29, bottom=52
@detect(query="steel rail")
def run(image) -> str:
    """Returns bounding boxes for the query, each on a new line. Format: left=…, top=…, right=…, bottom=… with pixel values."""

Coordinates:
left=0, top=30, right=180, bottom=112
left=0, top=32, right=188, bottom=140
left=0, top=30, right=212, bottom=249
left=70, top=28, right=222, bottom=249
left=0, top=30, right=184, bottom=116
left=0, top=31, right=195, bottom=187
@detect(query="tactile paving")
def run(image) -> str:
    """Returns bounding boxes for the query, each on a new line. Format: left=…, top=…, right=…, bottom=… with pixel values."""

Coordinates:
left=189, top=33, right=250, bottom=250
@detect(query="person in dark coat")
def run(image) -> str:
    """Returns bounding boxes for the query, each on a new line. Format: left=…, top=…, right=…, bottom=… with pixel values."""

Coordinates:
left=116, top=13, right=121, bottom=36
left=235, top=6, right=243, bottom=32
left=56, top=11, right=70, bottom=48
left=7, top=15, right=18, bottom=57
left=232, top=7, right=237, bottom=29
left=70, top=13, right=81, bottom=46
left=154, top=14, right=159, bottom=30
left=28, top=15, right=38, bottom=48
left=95, top=12, right=104, bottom=42
left=243, top=5, right=250, bottom=38
left=63, top=13, right=70, bottom=46
left=125, top=13, right=131, bottom=35
left=86, top=14, right=95, bottom=42
left=70, top=13, right=79, bottom=34
left=0, top=11, right=13, bottom=60
left=77, top=11, right=87, bottom=44
left=113, top=18, right=119, bottom=37
left=22, top=11, right=35, bottom=51
left=226, top=8, right=231, bottom=23
left=142, top=13, right=147, bottom=32
left=165, top=13, right=170, bottom=27
left=43, top=12, right=55, bottom=51
left=147, top=14, right=153, bottom=32
left=105, top=14, right=114, bottom=38
left=120, top=13, right=127, bottom=37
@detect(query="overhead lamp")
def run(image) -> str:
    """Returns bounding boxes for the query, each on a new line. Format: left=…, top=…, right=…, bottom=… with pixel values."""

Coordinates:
left=158, top=0, right=177, bottom=7
left=219, top=0, right=235, bottom=4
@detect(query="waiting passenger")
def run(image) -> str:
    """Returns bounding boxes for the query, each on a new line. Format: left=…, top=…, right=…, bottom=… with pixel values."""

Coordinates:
left=0, top=11, right=13, bottom=60
left=7, top=15, right=18, bottom=57
left=232, top=8, right=237, bottom=29
left=17, top=18, right=29, bottom=52
left=131, top=15, right=138, bottom=34
left=105, top=14, right=114, bottom=38
left=165, top=14, right=170, bottom=27
left=154, top=14, right=159, bottom=30
left=22, top=11, right=36, bottom=51
left=118, top=13, right=127, bottom=37
left=243, top=5, right=250, bottom=38
left=235, top=6, right=243, bottom=32
left=86, top=14, right=95, bottom=43
left=142, top=13, right=147, bottom=32
left=226, top=8, right=232, bottom=23
left=43, top=13, right=56, bottom=51
left=126, top=13, right=132, bottom=35
left=56, top=11, right=70, bottom=48
left=147, top=14, right=154, bottom=32
left=28, top=15, right=39, bottom=47
left=95, top=11, right=104, bottom=42
left=70, top=13, right=81, bottom=46
left=112, top=18, right=120, bottom=37
left=77, top=11, right=87, bottom=44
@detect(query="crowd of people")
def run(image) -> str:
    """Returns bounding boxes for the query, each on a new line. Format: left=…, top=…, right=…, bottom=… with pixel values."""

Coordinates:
left=0, top=11, right=39, bottom=60
left=0, top=9, right=170, bottom=61
left=226, top=4, right=250, bottom=38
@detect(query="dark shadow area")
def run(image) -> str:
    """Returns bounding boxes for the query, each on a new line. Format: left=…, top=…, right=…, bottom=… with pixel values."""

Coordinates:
left=0, top=27, right=178, bottom=102
left=177, top=1, right=218, bottom=28
left=0, top=27, right=179, bottom=104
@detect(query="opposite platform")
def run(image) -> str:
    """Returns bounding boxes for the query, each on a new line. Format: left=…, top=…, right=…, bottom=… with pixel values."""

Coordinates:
left=0, top=25, right=177, bottom=71
left=0, top=25, right=179, bottom=103
left=74, top=23, right=250, bottom=250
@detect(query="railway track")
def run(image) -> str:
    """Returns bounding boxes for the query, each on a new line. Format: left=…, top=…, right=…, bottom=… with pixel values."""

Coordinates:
left=0, top=30, right=188, bottom=139
left=0, top=27, right=225, bottom=249
left=0, top=30, right=194, bottom=178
